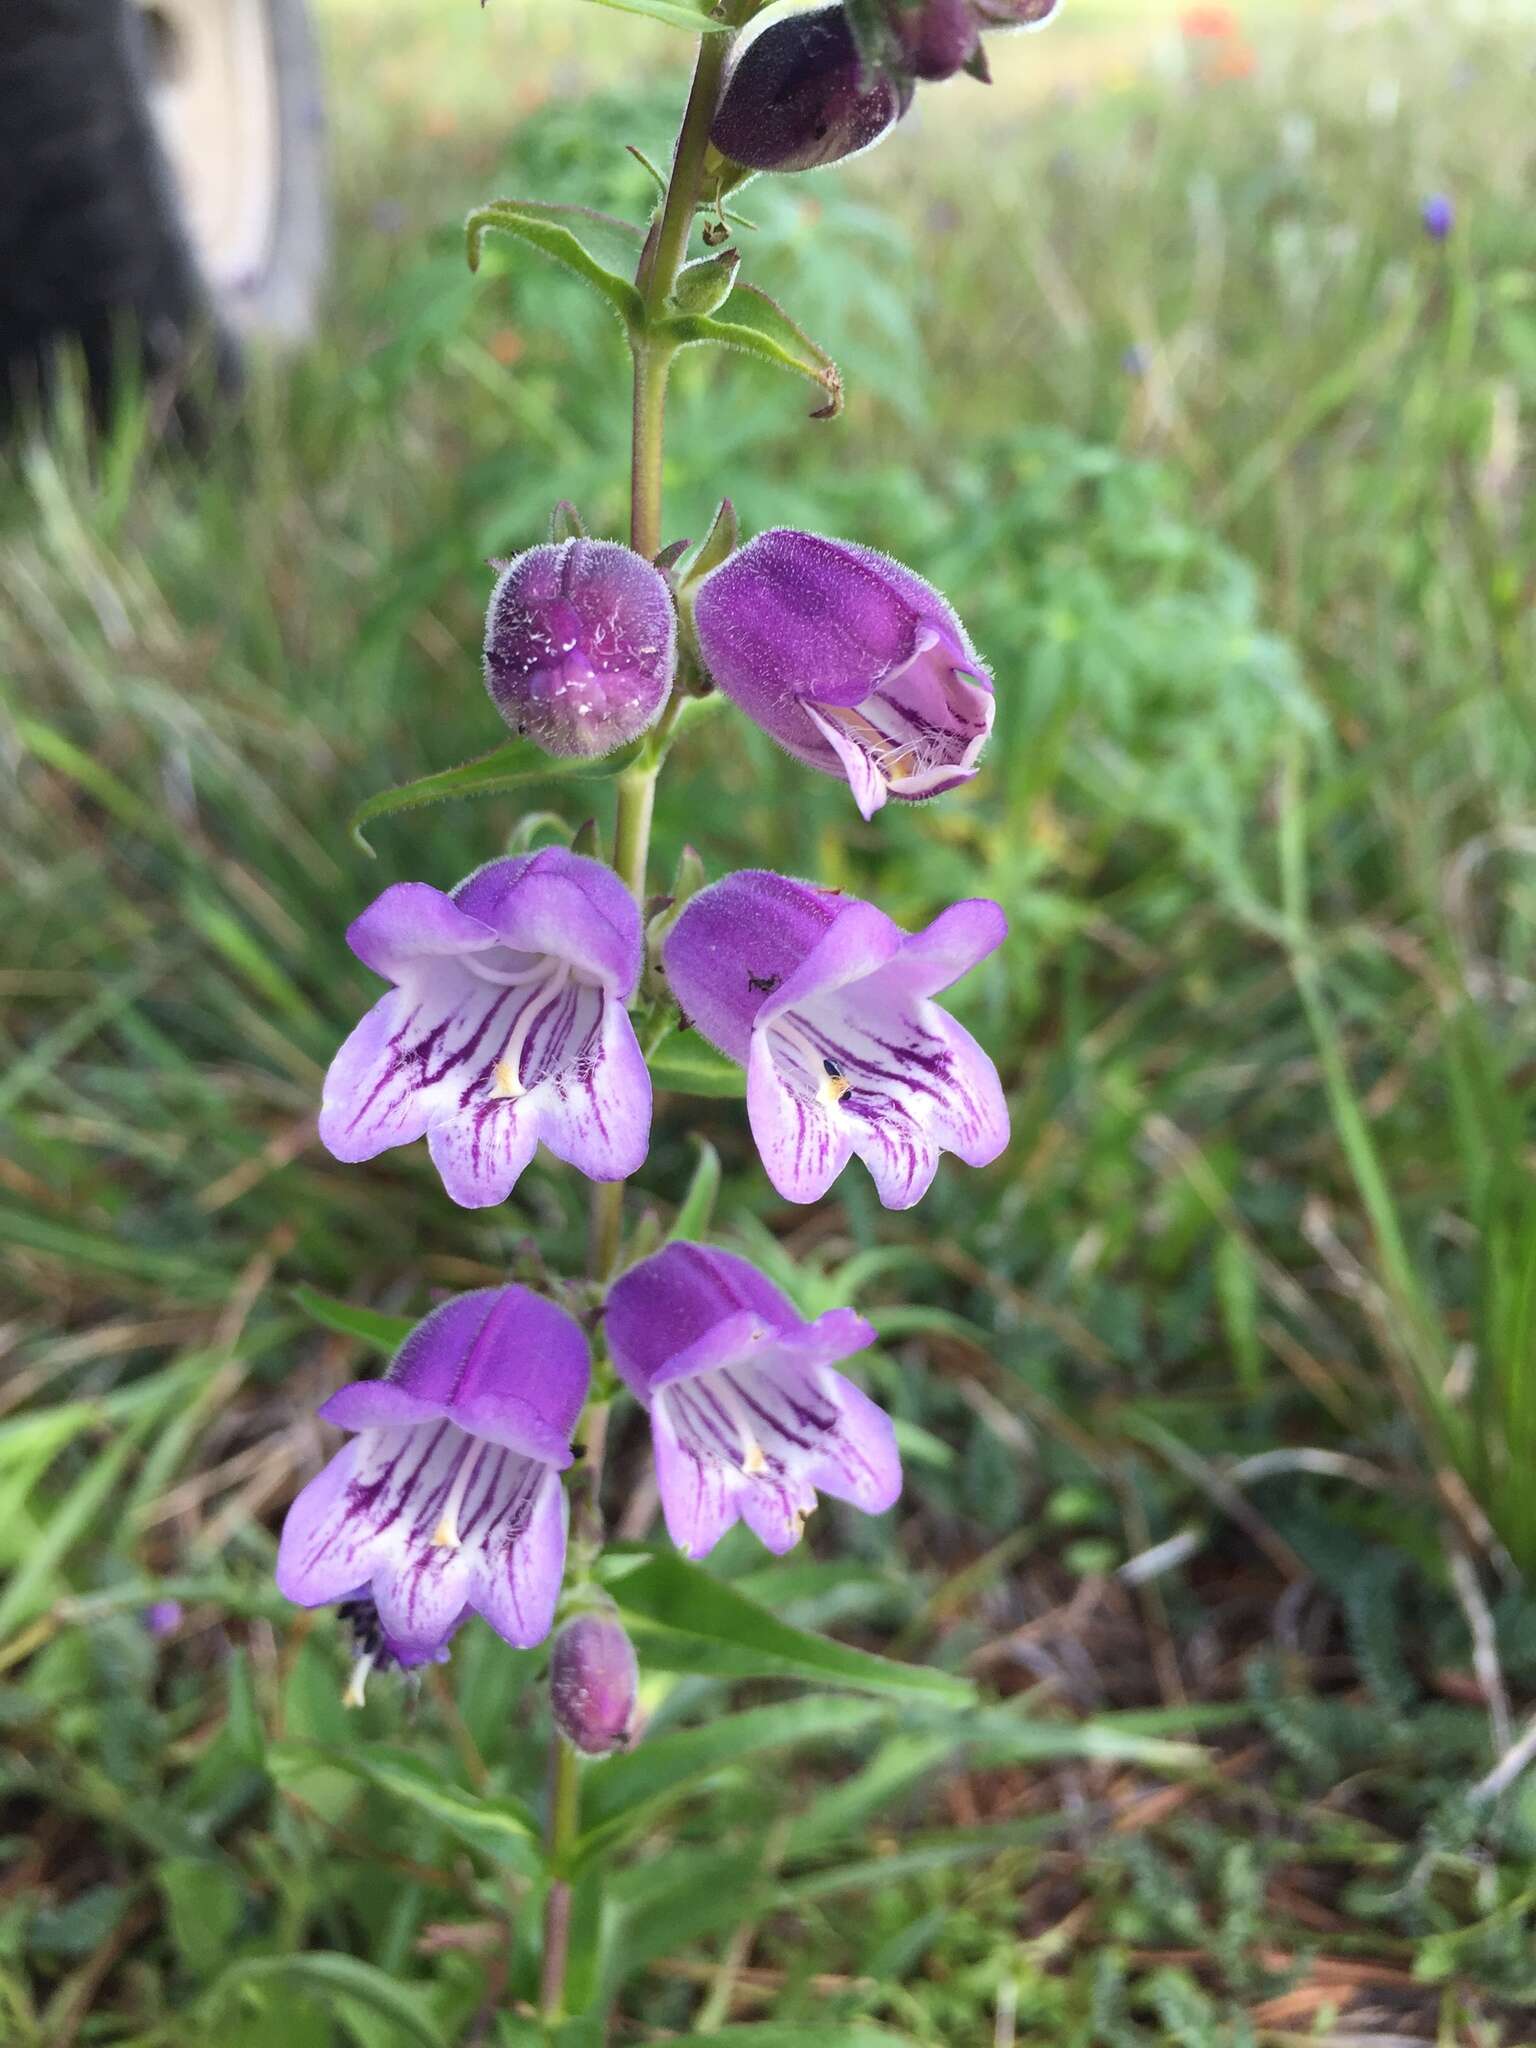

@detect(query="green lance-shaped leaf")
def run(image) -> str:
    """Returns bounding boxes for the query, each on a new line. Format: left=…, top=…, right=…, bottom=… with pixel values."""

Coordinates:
left=667, top=1134, right=722, bottom=1242
left=293, top=1285, right=415, bottom=1351
left=204, top=1952, right=448, bottom=2048
left=576, top=1694, right=886, bottom=1849
left=576, top=0, right=733, bottom=33
left=646, top=1030, right=747, bottom=1099
left=678, top=497, right=739, bottom=598
left=597, top=1549, right=974, bottom=1705
left=349, top=737, right=645, bottom=856
left=657, top=281, right=843, bottom=419
left=466, top=200, right=645, bottom=328
left=270, top=1742, right=544, bottom=1874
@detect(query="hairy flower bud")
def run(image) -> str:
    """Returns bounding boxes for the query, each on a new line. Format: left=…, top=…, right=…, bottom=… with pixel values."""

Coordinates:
left=711, top=1, right=914, bottom=174
left=969, top=0, right=1060, bottom=26
left=888, top=0, right=980, bottom=81
left=483, top=539, right=677, bottom=759
left=550, top=1611, right=640, bottom=1756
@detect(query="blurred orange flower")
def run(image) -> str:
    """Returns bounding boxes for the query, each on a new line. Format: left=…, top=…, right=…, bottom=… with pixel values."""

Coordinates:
left=1181, top=4, right=1238, bottom=36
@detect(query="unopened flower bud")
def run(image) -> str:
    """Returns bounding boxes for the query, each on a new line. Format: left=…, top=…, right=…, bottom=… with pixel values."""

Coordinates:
left=670, top=249, right=742, bottom=317
left=550, top=1612, right=639, bottom=1756
left=484, top=539, right=677, bottom=759
left=970, top=0, right=1060, bottom=26
left=888, top=0, right=980, bottom=81
left=711, top=1, right=914, bottom=175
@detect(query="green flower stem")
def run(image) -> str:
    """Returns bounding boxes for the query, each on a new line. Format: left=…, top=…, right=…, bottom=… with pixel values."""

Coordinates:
left=548, top=36, right=732, bottom=2028
left=538, top=1732, right=583, bottom=2026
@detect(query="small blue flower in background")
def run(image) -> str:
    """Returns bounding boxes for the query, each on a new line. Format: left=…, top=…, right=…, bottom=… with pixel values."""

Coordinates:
left=142, top=1601, right=183, bottom=1638
left=1421, top=193, right=1455, bottom=241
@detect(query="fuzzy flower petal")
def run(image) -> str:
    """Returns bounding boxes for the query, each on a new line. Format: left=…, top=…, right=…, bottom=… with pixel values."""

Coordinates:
left=606, top=1242, right=899, bottom=1560
left=664, top=870, right=1008, bottom=1210
left=319, top=848, right=650, bottom=1208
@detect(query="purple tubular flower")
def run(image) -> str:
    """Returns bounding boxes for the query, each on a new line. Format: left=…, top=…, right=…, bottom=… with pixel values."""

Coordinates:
left=1421, top=193, right=1454, bottom=241
left=605, top=1243, right=899, bottom=1558
left=664, top=870, right=1008, bottom=1210
left=484, top=540, right=676, bottom=759
left=276, top=1287, right=588, bottom=1656
left=550, top=1611, right=640, bottom=1755
left=710, top=2, right=914, bottom=174
left=691, top=529, right=993, bottom=819
left=319, top=847, right=650, bottom=1209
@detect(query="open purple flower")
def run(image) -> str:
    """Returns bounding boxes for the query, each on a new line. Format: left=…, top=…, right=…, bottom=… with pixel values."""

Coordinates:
left=483, top=539, right=676, bottom=759
left=319, top=848, right=650, bottom=1209
left=606, top=1243, right=899, bottom=1558
left=664, top=870, right=1008, bottom=1210
left=276, top=1287, right=588, bottom=1656
left=691, top=529, right=993, bottom=819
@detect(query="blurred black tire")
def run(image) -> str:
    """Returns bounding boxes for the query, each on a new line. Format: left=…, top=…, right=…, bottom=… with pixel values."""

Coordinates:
left=0, top=0, right=326, bottom=433
left=141, top=0, right=328, bottom=344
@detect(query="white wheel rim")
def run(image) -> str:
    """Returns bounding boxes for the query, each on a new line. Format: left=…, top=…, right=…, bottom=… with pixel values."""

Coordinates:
left=138, top=0, right=281, bottom=299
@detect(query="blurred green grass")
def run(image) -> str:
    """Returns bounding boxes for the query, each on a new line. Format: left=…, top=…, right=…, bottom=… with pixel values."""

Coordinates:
left=4, top=0, right=1536, bottom=2040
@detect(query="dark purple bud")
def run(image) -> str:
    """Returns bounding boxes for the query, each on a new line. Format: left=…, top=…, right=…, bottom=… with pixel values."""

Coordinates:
left=970, top=0, right=1060, bottom=28
left=1421, top=193, right=1454, bottom=242
left=483, top=540, right=677, bottom=759
left=889, top=0, right=980, bottom=82
left=550, top=1612, right=640, bottom=1756
left=711, top=2, right=914, bottom=175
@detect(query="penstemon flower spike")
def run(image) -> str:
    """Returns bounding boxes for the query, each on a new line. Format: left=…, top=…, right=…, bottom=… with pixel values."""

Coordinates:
left=278, top=0, right=1071, bottom=2021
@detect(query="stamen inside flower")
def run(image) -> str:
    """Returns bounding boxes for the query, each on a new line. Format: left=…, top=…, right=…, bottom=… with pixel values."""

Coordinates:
left=481, top=961, right=573, bottom=1099
left=343, top=1651, right=376, bottom=1709
left=808, top=665, right=993, bottom=801
left=769, top=1015, right=855, bottom=1108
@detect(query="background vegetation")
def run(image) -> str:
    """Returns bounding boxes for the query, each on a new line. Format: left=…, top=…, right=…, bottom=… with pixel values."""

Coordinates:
left=4, top=0, right=1536, bottom=2039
